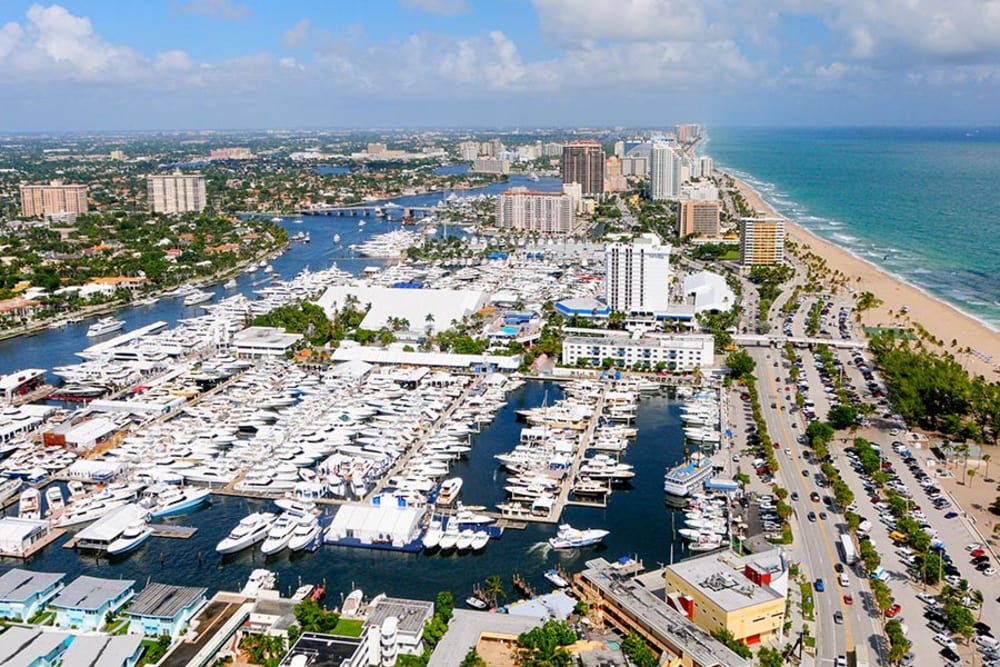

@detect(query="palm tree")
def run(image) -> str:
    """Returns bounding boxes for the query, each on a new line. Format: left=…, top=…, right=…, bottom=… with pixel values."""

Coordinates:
left=967, top=469, right=976, bottom=487
left=483, top=575, right=505, bottom=607
left=984, top=454, right=992, bottom=481
left=971, top=589, right=985, bottom=620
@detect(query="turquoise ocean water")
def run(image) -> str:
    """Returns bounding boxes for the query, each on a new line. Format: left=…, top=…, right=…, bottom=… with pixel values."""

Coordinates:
left=704, top=127, right=1000, bottom=330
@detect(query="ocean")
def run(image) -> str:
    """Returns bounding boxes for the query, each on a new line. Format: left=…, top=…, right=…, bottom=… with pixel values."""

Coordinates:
left=704, top=127, right=1000, bottom=330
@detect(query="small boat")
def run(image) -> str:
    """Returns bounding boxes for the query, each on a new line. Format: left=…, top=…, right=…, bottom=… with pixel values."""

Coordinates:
left=548, top=524, right=609, bottom=550
left=242, top=569, right=278, bottom=597
left=544, top=569, right=569, bottom=588
left=44, top=486, right=66, bottom=519
left=439, top=524, right=460, bottom=550
left=0, top=478, right=22, bottom=505
left=422, top=520, right=443, bottom=549
left=456, top=529, right=475, bottom=551
left=18, top=488, right=41, bottom=520
left=465, top=596, right=488, bottom=610
left=470, top=530, right=490, bottom=551
left=107, top=519, right=153, bottom=555
left=216, top=512, right=276, bottom=554
left=223, top=278, right=237, bottom=289
left=86, top=317, right=124, bottom=337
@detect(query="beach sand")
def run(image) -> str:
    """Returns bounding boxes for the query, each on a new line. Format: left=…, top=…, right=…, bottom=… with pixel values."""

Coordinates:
left=726, top=173, right=1000, bottom=382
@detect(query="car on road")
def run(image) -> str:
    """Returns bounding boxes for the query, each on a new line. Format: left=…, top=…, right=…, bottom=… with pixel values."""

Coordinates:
left=784, top=448, right=791, bottom=456
left=843, top=593, right=854, bottom=605
left=807, top=511, right=817, bottom=522
left=802, top=469, right=809, bottom=477
left=917, top=593, right=938, bottom=604
left=945, top=511, right=959, bottom=519
left=791, top=491, right=799, bottom=501
left=835, top=656, right=847, bottom=667
left=814, top=578, right=825, bottom=592
left=967, top=542, right=983, bottom=552
left=819, top=512, right=827, bottom=520
left=885, top=603, right=902, bottom=618
left=834, top=610, right=843, bottom=624
left=972, top=548, right=987, bottom=558
left=941, top=647, right=961, bottom=664
left=834, top=563, right=844, bottom=573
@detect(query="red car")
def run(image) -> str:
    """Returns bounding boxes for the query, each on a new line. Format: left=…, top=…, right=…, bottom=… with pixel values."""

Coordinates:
left=844, top=594, right=854, bottom=605
left=885, top=604, right=901, bottom=618
left=971, top=549, right=986, bottom=558
left=773, top=442, right=781, bottom=449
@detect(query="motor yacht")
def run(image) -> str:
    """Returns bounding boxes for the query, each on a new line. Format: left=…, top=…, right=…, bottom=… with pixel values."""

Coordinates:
left=548, top=524, right=609, bottom=549
left=216, top=512, right=277, bottom=554
left=86, top=317, right=125, bottom=337
left=261, top=513, right=298, bottom=555
left=422, top=519, right=443, bottom=549
left=107, top=519, right=154, bottom=555
left=140, top=485, right=211, bottom=519
left=287, top=514, right=321, bottom=551
left=18, top=488, right=41, bottom=520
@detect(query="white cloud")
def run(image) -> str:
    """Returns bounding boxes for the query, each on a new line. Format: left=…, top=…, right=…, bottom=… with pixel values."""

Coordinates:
left=532, top=0, right=707, bottom=43
left=281, top=19, right=311, bottom=49
left=175, top=0, right=252, bottom=22
left=155, top=50, right=195, bottom=71
left=399, top=0, right=469, bottom=16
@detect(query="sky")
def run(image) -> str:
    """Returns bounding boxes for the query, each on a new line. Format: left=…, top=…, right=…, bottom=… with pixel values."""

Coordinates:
left=2, top=0, right=1000, bottom=131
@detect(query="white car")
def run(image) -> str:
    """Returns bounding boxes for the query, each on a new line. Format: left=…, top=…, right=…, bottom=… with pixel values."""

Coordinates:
left=984, top=567, right=996, bottom=577
left=835, top=656, right=847, bottom=667
left=916, top=593, right=937, bottom=604
left=967, top=542, right=983, bottom=552
left=934, top=634, right=958, bottom=651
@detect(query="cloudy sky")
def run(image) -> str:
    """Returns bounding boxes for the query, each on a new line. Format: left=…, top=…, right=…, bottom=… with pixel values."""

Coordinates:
left=2, top=0, right=999, bottom=130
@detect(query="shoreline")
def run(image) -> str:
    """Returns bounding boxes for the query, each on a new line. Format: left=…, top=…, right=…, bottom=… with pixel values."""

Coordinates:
left=722, top=170, right=1000, bottom=381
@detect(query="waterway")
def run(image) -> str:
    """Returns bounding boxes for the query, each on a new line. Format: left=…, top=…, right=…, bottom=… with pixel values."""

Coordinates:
left=2, top=174, right=699, bottom=601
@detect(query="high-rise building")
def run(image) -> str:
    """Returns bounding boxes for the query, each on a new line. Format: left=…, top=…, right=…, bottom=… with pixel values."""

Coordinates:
left=471, top=158, right=510, bottom=175
left=699, top=156, right=714, bottom=178
left=457, top=141, right=480, bottom=161
left=146, top=172, right=207, bottom=214
left=19, top=181, right=89, bottom=218
left=650, top=142, right=682, bottom=201
left=561, top=141, right=605, bottom=196
left=605, top=233, right=671, bottom=315
left=675, top=124, right=701, bottom=143
left=543, top=142, right=564, bottom=157
left=366, top=142, right=388, bottom=155
left=739, top=218, right=785, bottom=266
left=678, top=200, right=721, bottom=238
left=496, top=187, right=576, bottom=236
left=210, top=147, right=253, bottom=160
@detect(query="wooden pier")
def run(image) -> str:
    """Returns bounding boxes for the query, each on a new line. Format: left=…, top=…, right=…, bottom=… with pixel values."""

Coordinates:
left=0, top=527, right=65, bottom=559
left=63, top=524, right=196, bottom=549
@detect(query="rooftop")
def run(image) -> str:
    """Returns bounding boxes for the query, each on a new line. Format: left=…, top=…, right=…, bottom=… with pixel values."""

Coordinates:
left=231, top=326, right=303, bottom=350
left=365, top=595, right=434, bottom=637
left=579, top=558, right=749, bottom=667
left=0, top=627, right=69, bottom=667
left=61, top=634, right=143, bottom=667
left=665, top=549, right=787, bottom=613
left=126, top=583, right=207, bottom=619
left=51, top=575, right=135, bottom=612
left=0, top=568, right=64, bottom=603
left=427, top=609, right=542, bottom=667
left=278, top=632, right=364, bottom=667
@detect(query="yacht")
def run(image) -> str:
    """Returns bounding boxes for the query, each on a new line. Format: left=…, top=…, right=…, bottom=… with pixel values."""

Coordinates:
left=435, top=477, right=462, bottom=506
left=470, top=530, right=490, bottom=551
left=107, top=519, right=154, bottom=555
left=224, top=278, right=238, bottom=289
left=183, top=290, right=214, bottom=307
left=44, top=486, right=66, bottom=519
left=287, top=514, right=321, bottom=552
left=439, top=524, right=460, bottom=550
left=216, top=512, right=277, bottom=554
left=544, top=569, right=569, bottom=588
left=662, top=456, right=714, bottom=497
left=18, top=488, right=41, bottom=520
left=260, top=514, right=298, bottom=555
left=274, top=497, right=316, bottom=517
left=0, top=478, right=22, bottom=505
left=422, top=519, right=443, bottom=549
left=140, top=485, right=211, bottom=519
left=548, top=524, right=609, bottom=550
left=456, top=529, right=475, bottom=551
left=86, top=317, right=125, bottom=337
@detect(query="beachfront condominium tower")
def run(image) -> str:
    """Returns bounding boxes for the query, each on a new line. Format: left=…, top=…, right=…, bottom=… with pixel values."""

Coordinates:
left=678, top=200, right=721, bottom=238
left=605, top=233, right=671, bottom=316
left=650, top=142, right=683, bottom=201
left=739, top=217, right=786, bottom=266
left=496, top=187, right=576, bottom=236
left=561, top=141, right=605, bottom=196
left=146, top=172, right=207, bottom=214
left=19, top=181, right=89, bottom=218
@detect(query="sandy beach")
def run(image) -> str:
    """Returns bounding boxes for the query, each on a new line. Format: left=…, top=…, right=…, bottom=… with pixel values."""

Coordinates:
left=726, top=173, right=1000, bottom=382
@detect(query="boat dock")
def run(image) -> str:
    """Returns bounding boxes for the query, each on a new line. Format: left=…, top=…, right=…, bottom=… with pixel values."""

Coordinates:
left=0, top=527, right=65, bottom=559
left=63, top=524, right=196, bottom=549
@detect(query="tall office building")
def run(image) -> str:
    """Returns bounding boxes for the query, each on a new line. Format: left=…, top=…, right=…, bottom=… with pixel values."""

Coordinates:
left=496, top=187, right=575, bottom=236
left=561, top=141, right=605, bottom=196
left=678, top=200, right=721, bottom=238
left=146, top=172, right=207, bottom=214
left=19, top=181, right=89, bottom=218
left=650, top=142, right=682, bottom=201
left=739, top=217, right=785, bottom=266
left=457, top=141, right=480, bottom=160
left=604, top=233, right=671, bottom=315
left=699, top=156, right=714, bottom=178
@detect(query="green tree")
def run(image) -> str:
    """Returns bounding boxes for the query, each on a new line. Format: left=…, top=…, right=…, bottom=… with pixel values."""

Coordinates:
left=725, top=350, right=756, bottom=378
left=459, top=649, right=487, bottom=667
left=757, top=646, right=785, bottom=667
left=620, top=632, right=658, bottom=667
left=483, top=575, right=506, bottom=606
left=827, top=405, right=859, bottom=430
left=710, top=627, right=751, bottom=658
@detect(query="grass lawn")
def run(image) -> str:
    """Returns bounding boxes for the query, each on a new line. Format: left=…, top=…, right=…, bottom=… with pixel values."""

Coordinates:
left=332, top=618, right=364, bottom=637
left=799, top=582, right=815, bottom=621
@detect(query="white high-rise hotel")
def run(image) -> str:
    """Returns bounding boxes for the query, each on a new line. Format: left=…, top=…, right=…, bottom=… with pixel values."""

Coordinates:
left=650, top=141, right=682, bottom=201
left=604, top=234, right=671, bottom=316
left=496, top=187, right=576, bottom=235
left=146, top=171, right=207, bottom=214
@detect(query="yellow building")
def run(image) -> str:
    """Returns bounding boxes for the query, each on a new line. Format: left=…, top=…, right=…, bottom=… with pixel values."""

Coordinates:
left=678, top=200, right=721, bottom=238
left=662, top=549, right=788, bottom=645
left=574, top=558, right=750, bottom=667
left=739, top=217, right=785, bottom=266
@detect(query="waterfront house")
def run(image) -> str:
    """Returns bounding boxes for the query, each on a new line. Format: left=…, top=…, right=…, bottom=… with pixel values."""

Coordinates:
left=50, top=575, right=135, bottom=632
left=0, top=627, right=72, bottom=666
left=0, top=568, right=65, bottom=621
left=126, top=583, right=207, bottom=638
left=62, top=634, right=144, bottom=667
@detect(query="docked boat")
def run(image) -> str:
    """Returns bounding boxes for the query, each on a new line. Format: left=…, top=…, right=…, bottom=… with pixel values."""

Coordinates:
left=44, top=486, right=66, bottom=519
left=435, top=477, right=463, bottom=506
left=0, top=478, right=22, bottom=505
left=140, top=485, right=211, bottom=519
left=439, top=524, right=460, bottom=550
left=662, top=455, right=715, bottom=497
left=465, top=596, right=488, bottom=610
left=107, top=519, right=154, bottom=555
left=223, top=278, right=238, bottom=289
left=86, top=317, right=125, bottom=337
left=274, top=497, right=316, bottom=517
left=216, top=512, right=277, bottom=554
left=470, top=530, right=490, bottom=551
left=287, top=514, right=321, bottom=552
left=183, top=290, right=214, bottom=307
left=422, top=519, right=444, bottom=549
left=688, top=538, right=724, bottom=552
left=456, top=529, right=475, bottom=551
left=18, top=488, right=41, bottom=520
left=548, top=524, right=609, bottom=550
left=261, top=514, right=298, bottom=555
left=544, top=569, right=569, bottom=588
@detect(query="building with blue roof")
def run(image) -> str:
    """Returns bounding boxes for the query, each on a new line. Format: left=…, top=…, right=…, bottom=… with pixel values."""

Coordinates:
left=50, top=575, right=135, bottom=632
left=0, top=569, right=65, bottom=622
left=555, top=297, right=610, bottom=319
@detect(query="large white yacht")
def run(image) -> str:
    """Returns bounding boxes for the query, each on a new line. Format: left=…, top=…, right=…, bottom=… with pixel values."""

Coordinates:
left=216, top=512, right=276, bottom=554
left=86, top=317, right=125, bottom=337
